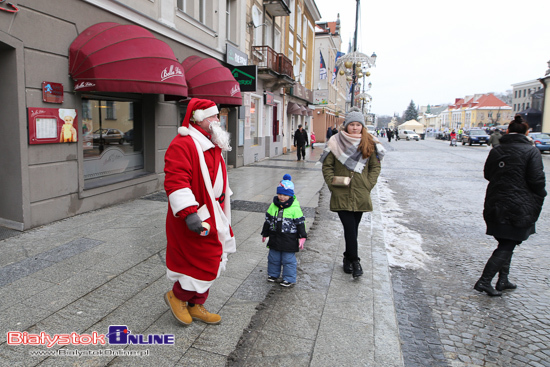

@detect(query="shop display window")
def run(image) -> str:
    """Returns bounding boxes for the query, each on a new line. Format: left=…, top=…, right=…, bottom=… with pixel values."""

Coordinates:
left=81, top=99, right=145, bottom=189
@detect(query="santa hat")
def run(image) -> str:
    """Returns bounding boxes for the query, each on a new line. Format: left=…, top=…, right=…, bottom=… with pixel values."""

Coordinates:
left=178, top=98, right=219, bottom=136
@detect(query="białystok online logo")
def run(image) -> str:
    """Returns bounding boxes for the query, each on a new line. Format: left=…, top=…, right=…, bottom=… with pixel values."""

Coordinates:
left=7, top=326, right=174, bottom=347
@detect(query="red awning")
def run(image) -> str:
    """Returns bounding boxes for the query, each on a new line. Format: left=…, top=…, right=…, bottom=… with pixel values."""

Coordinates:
left=69, top=22, right=187, bottom=97
left=181, top=56, right=242, bottom=106
left=287, top=102, right=301, bottom=115
left=299, top=105, right=308, bottom=115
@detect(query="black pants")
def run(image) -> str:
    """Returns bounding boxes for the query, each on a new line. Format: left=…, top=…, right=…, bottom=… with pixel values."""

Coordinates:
left=338, top=211, right=363, bottom=261
left=495, top=237, right=521, bottom=252
left=296, top=144, right=306, bottom=160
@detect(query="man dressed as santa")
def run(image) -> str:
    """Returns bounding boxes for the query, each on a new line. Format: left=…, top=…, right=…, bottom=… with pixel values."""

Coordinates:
left=164, top=98, right=235, bottom=326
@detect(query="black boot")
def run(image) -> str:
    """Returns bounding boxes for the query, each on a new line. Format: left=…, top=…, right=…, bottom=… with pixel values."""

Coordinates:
left=343, top=257, right=353, bottom=274
left=352, top=259, right=363, bottom=278
left=474, top=251, right=508, bottom=296
left=496, top=251, right=517, bottom=291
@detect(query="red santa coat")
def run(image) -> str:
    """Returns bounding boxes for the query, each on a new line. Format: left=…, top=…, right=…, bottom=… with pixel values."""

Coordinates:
left=164, top=125, right=235, bottom=293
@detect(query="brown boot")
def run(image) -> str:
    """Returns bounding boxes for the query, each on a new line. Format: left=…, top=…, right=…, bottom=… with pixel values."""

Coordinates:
left=164, top=291, right=192, bottom=326
left=187, top=304, right=221, bottom=324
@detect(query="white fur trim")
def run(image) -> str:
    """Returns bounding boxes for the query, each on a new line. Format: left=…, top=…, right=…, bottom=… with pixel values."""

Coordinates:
left=178, top=126, right=189, bottom=136
left=168, top=188, right=198, bottom=217
left=166, top=268, right=214, bottom=293
left=193, top=106, right=219, bottom=122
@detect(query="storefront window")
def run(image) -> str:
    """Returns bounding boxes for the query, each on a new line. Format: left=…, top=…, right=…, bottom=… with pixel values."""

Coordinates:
left=250, top=97, right=260, bottom=141
left=82, top=98, right=144, bottom=189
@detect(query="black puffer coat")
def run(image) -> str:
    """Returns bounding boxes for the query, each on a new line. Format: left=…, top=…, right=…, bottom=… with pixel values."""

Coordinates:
left=483, top=133, right=546, bottom=241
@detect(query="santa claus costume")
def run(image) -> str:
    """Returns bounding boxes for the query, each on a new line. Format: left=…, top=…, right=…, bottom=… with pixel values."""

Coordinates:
left=163, top=98, right=235, bottom=325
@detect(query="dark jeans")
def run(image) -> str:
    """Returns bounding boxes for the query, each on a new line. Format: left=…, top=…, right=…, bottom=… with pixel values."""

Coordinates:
left=337, top=211, right=364, bottom=261
left=296, top=144, right=306, bottom=160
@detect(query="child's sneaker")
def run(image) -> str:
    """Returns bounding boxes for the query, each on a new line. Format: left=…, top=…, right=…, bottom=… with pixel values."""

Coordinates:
left=267, top=276, right=277, bottom=283
left=280, top=280, right=294, bottom=287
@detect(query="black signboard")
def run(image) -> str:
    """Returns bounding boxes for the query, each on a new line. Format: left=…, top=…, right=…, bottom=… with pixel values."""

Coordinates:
left=231, top=65, right=257, bottom=92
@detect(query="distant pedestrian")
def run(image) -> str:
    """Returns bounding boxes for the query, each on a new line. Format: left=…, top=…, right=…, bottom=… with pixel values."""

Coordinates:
left=261, top=174, right=307, bottom=287
left=488, top=129, right=502, bottom=148
left=310, top=131, right=316, bottom=149
left=474, top=115, right=546, bottom=296
left=320, top=107, right=383, bottom=278
left=450, top=129, right=457, bottom=146
left=394, top=128, right=400, bottom=140
left=332, top=126, right=338, bottom=136
left=387, top=128, right=393, bottom=142
left=294, top=124, right=308, bottom=161
left=326, top=126, right=333, bottom=141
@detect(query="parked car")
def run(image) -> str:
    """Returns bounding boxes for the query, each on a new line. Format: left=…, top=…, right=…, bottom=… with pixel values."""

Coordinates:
left=529, top=132, right=550, bottom=153
left=92, top=128, right=125, bottom=145
left=398, top=130, right=420, bottom=141
left=124, top=129, right=134, bottom=145
left=462, top=129, right=490, bottom=146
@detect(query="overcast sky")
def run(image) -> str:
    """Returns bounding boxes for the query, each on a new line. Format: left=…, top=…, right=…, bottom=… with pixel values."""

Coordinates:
left=313, top=0, right=550, bottom=117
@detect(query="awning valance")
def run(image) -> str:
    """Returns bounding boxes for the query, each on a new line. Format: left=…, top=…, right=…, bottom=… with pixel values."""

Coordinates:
left=69, top=22, right=187, bottom=97
left=307, top=108, right=313, bottom=116
left=181, top=56, right=242, bottom=106
left=287, top=102, right=302, bottom=115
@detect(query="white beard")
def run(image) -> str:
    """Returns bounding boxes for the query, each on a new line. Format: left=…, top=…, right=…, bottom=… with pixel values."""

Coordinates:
left=210, top=121, right=232, bottom=151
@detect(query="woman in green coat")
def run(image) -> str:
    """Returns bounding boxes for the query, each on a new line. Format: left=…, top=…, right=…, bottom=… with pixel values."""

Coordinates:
left=320, top=107, right=383, bottom=278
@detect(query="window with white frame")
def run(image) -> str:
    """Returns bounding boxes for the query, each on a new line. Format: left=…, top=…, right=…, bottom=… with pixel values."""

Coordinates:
left=296, top=7, right=302, bottom=36
left=265, top=17, right=273, bottom=48
left=289, top=0, right=295, bottom=29
left=274, top=28, right=281, bottom=53
left=250, top=96, right=261, bottom=140
left=226, top=0, right=237, bottom=43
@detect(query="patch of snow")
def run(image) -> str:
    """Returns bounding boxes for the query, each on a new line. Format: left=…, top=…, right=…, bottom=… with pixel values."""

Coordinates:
left=376, top=179, right=431, bottom=270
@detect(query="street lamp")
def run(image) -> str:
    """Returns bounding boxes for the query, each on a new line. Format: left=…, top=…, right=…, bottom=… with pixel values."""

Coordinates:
left=334, top=0, right=376, bottom=109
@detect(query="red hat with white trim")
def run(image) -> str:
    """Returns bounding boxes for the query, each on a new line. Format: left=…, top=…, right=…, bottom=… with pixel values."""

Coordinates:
left=178, top=98, right=219, bottom=136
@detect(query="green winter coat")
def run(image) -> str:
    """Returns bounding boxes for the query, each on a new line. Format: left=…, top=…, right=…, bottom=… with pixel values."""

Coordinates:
left=322, top=151, right=381, bottom=212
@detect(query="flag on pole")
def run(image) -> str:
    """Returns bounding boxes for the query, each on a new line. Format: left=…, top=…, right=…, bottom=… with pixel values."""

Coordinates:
left=319, top=51, right=327, bottom=79
left=331, top=51, right=345, bottom=84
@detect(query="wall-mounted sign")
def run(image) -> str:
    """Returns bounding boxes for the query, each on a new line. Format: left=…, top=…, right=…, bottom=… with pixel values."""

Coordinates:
left=28, top=107, right=78, bottom=145
left=313, top=90, right=329, bottom=105
left=226, top=44, right=248, bottom=66
left=264, top=91, right=275, bottom=106
left=231, top=65, right=257, bottom=92
left=42, top=81, right=64, bottom=103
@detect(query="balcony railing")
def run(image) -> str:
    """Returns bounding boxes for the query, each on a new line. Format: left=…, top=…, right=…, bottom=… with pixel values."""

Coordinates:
left=252, top=46, right=293, bottom=79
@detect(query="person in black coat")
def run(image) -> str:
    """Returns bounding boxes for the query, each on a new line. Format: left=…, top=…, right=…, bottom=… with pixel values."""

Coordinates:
left=474, top=115, right=546, bottom=296
left=326, top=126, right=333, bottom=141
left=293, top=125, right=308, bottom=161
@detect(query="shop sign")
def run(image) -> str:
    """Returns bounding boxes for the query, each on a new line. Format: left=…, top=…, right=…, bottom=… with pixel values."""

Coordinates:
left=231, top=65, right=257, bottom=92
left=226, top=44, right=248, bottom=66
left=264, top=91, right=275, bottom=106
left=313, top=90, right=328, bottom=105
left=28, top=107, right=78, bottom=145
left=42, top=81, right=64, bottom=103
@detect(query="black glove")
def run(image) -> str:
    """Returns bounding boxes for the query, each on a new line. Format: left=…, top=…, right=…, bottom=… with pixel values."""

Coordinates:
left=185, top=213, right=203, bottom=234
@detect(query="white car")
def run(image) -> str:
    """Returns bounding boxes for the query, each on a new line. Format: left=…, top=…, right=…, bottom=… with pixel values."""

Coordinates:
left=366, top=125, right=375, bottom=134
left=399, top=130, right=420, bottom=141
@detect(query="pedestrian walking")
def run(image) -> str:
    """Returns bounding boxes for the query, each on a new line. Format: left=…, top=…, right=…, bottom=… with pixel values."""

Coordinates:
left=326, top=126, right=333, bottom=141
left=320, top=107, right=383, bottom=278
left=310, top=131, right=316, bottom=150
left=488, top=128, right=502, bottom=148
left=450, top=129, right=457, bottom=146
left=163, top=98, right=236, bottom=325
left=474, top=115, right=546, bottom=296
left=332, top=125, right=338, bottom=136
left=294, top=124, right=308, bottom=161
left=261, top=174, right=307, bottom=287
left=387, top=128, right=393, bottom=142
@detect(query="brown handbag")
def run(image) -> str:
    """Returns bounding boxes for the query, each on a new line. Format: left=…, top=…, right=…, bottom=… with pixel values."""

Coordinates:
left=331, top=173, right=353, bottom=187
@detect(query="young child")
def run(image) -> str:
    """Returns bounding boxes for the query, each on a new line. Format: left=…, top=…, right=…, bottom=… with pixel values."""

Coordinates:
left=261, top=174, right=307, bottom=287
